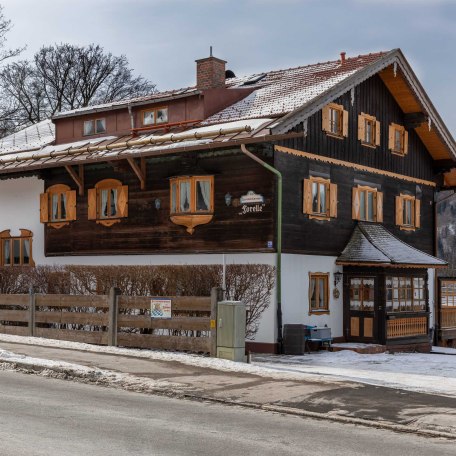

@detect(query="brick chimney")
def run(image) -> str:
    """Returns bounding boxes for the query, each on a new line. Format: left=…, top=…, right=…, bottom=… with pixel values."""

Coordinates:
left=196, top=51, right=227, bottom=90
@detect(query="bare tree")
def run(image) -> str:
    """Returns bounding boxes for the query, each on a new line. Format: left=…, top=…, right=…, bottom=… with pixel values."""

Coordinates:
left=0, top=43, right=156, bottom=134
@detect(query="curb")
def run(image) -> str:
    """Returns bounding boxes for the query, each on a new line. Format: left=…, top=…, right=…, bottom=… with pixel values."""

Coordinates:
left=0, top=357, right=455, bottom=441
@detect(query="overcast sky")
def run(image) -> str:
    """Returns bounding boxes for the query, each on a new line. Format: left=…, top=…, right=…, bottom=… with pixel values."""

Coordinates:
left=1, top=0, right=455, bottom=136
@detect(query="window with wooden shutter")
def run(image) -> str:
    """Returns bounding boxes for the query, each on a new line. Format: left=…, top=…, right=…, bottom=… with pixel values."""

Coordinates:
left=358, top=113, right=379, bottom=148
left=352, top=185, right=380, bottom=222
left=39, top=184, right=77, bottom=229
left=322, top=103, right=347, bottom=138
left=303, top=177, right=337, bottom=220
left=89, top=179, right=128, bottom=227
left=309, top=272, right=330, bottom=314
left=389, top=123, right=408, bottom=156
left=395, top=193, right=420, bottom=230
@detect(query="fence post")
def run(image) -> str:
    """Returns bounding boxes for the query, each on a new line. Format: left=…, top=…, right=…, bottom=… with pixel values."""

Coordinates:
left=28, top=287, right=35, bottom=337
left=108, top=287, right=119, bottom=347
left=210, top=287, right=222, bottom=357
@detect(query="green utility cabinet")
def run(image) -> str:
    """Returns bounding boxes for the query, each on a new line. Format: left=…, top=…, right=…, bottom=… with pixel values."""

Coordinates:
left=216, top=301, right=246, bottom=362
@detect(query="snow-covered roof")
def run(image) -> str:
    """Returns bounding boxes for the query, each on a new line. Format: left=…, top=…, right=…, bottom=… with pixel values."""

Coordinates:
left=205, top=53, right=387, bottom=124
left=0, top=120, right=55, bottom=154
left=337, top=222, right=447, bottom=267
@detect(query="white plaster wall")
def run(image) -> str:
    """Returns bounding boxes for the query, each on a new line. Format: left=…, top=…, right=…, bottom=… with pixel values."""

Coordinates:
left=281, top=254, right=343, bottom=338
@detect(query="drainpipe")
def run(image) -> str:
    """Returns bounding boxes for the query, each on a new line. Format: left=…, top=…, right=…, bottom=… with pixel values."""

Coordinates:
left=240, top=144, right=283, bottom=353
left=128, top=105, right=135, bottom=130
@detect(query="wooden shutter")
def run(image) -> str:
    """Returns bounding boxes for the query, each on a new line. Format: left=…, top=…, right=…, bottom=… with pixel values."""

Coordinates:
left=66, top=190, right=77, bottom=221
left=376, top=191, right=383, bottom=223
left=375, top=120, right=381, bottom=146
left=87, top=188, right=97, bottom=220
left=117, top=185, right=129, bottom=218
left=39, top=193, right=49, bottom=223
left=357, top=114, right=365, bottom=142
left=342, top=110, right=349, bottom=137
left=388, top=124, right=395, bottom=151
left=329, top=183, right=337, bottom=218
left=415, top=199, right=421, bottom=229
left=352, top=187, right=360, bottom=220
left=395, top=196, right=403, bottom=226
left=322, top=105, right=330, bottom=132
left=303, top=179, right=312, bottom=214
left=403, top=130, right=409, bottom=155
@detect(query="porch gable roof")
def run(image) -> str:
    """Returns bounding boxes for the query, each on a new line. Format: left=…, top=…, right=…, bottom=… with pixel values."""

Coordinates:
left=336, top=222, right=447, bottom=268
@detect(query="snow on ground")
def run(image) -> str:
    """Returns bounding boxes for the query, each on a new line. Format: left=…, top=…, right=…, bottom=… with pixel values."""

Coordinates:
left=0, top=333, right=456, bottom=397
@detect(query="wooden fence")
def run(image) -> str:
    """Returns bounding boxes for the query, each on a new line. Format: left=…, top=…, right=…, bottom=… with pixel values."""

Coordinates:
left=387, top=316, right=428, bottom=339
left=0, top=287, right=220, bottom=355
left=441, top=308, right=456, bottom=329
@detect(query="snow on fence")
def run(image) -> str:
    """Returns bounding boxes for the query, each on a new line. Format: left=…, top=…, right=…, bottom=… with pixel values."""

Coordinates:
left=0, top=287, right=220, bottom=355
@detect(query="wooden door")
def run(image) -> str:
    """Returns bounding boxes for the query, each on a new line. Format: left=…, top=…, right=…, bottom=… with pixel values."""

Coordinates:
left=346, top=277, right=377, bottom=342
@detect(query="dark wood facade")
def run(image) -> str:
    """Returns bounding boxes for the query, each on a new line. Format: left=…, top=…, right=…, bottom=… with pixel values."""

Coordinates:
left=43, top=150, right=275, bottom=256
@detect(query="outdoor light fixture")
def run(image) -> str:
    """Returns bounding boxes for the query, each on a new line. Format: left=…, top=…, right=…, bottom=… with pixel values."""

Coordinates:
left=225, top=192, right=232, bottom=206
left=334, top=271, right=343, bottom=287
left=154, top=198, right=161, bottom=210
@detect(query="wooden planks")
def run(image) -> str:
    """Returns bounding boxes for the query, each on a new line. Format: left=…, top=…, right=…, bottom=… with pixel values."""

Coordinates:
left=117, top=333, right=211, bottom=352
left=118, top=296, right=211, bottom=312
left=441, top=308, right=456, bottom=328
left=0, top=291, right=216, bottom=354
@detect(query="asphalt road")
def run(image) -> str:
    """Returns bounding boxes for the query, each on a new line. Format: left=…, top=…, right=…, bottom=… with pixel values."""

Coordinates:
left=0, top=370, right=453, bottom=456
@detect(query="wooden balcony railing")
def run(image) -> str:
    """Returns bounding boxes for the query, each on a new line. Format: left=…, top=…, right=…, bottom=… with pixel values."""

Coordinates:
left=441, top=308, right=456, bottom=328
left=387, top=316, right=427, bottom=339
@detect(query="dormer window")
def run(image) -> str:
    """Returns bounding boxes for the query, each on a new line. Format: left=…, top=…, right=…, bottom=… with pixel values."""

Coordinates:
left=83, top=118, right=106, bottom=136
left=142, top=107, right=168, bottom=126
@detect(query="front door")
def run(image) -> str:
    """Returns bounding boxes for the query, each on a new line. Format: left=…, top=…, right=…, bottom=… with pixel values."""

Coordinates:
left=346, top=277, right=377, bottom=342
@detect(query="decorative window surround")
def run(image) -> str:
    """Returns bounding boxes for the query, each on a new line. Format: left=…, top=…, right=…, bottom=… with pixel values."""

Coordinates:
left=40, top=184, right=76, bottom=229
left=322, top=103, right=348, bottom=139
left=303, top=176, right=337, bottom=220
left=0, top=229, right=34, bottom=266
left=396, top=193, right=420, bottom=230
left=358, top=113, right=380, bottom=148
left=352, top=185, right=383, bottom=222
left=88, top=179, right=128, bottom=227
left=169, top=175, right=214, bottom=234
left=309, top=272, right=330, bottom=314
left=389, top=123, right=408, bottom=156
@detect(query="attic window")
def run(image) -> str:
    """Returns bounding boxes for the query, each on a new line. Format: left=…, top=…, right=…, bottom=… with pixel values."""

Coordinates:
left=358, top=113, right=380, bottom=148
left=142, top=107, right=168, bottom=126
left=322, top=103, right=348, bottom=138
left=389, top=123, right=408, bottom=156
left=83, top=118, right=106, bottom=136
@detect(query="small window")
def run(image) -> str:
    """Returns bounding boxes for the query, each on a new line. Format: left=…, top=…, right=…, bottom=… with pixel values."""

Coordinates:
left=358, top=113, right=380, bottom=148
left=352, top=185, right=383, bottom=222
left=0, top=229, right=34, bottom=267
left=389, top=123, right=408, bottom=156
left=322, top=103, right=348, bottom=138
left=395, top=194, right=420, bottom=230
left=309, top=273, right=329, bottom=314
left=88, top=179, right=128, bottom=227
left=40, top=184, right=77, bottom=229
left=303, top=177, right=337, bottom=220
left=142, top=107, right=169, bottom=126
left=83, top=118, right=106, bottom=136
left=170, top=176, right=214, bottom=215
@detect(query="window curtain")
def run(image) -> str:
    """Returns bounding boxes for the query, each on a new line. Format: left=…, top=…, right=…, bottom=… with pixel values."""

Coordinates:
left=180, top=181, right=190, bottom=212
left=110, top=189, right=118, bottom=216
left=197, top=180, right=211, bottom=211
left=23, top=239, right=30, bottom=264
left=60, top=193, right=67, bottom=220
left=101, top=189, right=108, bottom=217
left=3, top=240, right=10, bottom=266
left=52, top=194, right=59, bottom=220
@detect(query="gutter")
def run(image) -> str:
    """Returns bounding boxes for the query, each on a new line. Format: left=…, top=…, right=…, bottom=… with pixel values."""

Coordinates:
left=240, top=144, right=283, bottom=353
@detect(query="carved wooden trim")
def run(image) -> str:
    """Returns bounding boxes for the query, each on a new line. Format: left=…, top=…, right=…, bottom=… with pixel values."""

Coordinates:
left=170, top=214, right=213, bottom=234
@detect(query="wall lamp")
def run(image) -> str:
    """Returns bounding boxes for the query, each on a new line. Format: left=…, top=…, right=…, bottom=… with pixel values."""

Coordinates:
left=225, top=192, right=232, bottom=206
left=334, top=271, right=343, bottom=287
left=154, top=198, right=161, bottom=210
